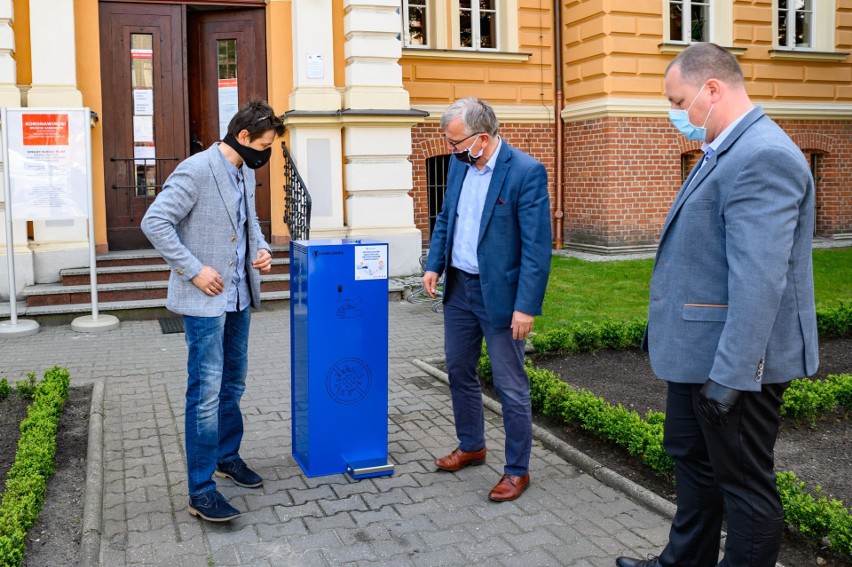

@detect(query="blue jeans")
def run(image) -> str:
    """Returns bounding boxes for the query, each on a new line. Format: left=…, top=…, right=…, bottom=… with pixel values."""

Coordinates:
left=443, top=267, right=532, bottom=476
left=183, top=308, right=251, bottom=497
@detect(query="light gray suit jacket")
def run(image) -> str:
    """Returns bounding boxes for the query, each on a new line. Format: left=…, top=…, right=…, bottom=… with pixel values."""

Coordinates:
left=141, top=144, right=270, bottom=317
left=644, top=106, right=819, bottom=391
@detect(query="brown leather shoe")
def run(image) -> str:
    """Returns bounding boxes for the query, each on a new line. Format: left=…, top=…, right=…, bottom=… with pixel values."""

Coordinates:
left=488, top=473, right=530, bottom=501
left=435, top=448, right=487, bottom=472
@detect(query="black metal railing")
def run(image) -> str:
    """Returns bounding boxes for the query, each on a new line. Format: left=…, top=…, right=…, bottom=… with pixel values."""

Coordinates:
left=282, top=141, right=312, bottom=241
left=110, top=156, right=180, bottom=219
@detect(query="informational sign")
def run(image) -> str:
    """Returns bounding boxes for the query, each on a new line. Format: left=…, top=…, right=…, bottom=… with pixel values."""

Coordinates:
left=133, top=89, right=153, bottom=116
left=354, top=244, right=388, bottom=280
left=4, top=109, right=89, bottom=220
left=307, top=53, right=324, bottom=79
left=218, top=77, right=239, bottom=140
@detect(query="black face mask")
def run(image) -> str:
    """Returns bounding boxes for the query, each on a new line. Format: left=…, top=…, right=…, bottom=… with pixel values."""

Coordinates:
left=223, top=133, right=272, bottom=170
left=452, top=138, right=484, bottom=166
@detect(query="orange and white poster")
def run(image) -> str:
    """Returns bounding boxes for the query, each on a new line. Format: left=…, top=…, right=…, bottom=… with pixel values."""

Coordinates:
left=3, top=109, right=89, bottom=220
left=21, top=114, right=70, bottom=146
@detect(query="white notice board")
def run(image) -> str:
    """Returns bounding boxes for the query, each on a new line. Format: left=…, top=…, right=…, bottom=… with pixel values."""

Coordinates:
left=3, top=108, right=90, bottom=220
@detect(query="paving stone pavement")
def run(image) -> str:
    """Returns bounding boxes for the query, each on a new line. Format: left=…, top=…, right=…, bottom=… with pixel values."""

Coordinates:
left=0, top=300, right=672, bottom=566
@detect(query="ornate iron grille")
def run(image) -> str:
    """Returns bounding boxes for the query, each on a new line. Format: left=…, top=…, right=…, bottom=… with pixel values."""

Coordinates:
left=282, top=141, right=312, bottom=241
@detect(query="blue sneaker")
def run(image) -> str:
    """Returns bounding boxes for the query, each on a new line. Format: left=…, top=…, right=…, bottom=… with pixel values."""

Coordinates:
left=188, top=490, right=242, bottom=522
left=215, top=458, right=263, bottom=488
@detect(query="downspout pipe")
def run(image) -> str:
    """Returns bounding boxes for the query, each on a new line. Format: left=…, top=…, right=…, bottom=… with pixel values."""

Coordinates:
left=553, top=0, right=564, bottom=249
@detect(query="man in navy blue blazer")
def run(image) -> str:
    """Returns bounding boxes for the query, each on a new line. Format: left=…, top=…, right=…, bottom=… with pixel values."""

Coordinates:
left=422, top=97, right=551, bottom=501
left=617, top=43, right=818, bottom=567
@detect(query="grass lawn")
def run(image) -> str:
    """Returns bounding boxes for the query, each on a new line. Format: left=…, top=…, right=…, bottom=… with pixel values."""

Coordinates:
left=538, top=246, right=852, bottom=334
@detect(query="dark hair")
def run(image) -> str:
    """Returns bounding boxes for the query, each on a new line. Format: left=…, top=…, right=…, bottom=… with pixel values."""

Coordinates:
left=440, top=97, right=500, bottom=137
left=667, top=42, right=744, bottom=88
left=226, top=97, right=286, bottom=141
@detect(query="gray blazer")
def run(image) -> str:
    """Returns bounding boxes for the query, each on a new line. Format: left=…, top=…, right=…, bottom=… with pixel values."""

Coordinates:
left=644, top=106, right=819, bottom=391
left=141, top=144, right=270, bottom=317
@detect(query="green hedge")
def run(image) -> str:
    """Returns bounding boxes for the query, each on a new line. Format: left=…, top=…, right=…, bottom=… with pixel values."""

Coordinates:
left=778, top=471, right=852, bottom=557
left=531, top=302, right=852, bottom=355
left=0, top=366, right=70, bottom=567
left=781, top=374, right=852, bottom=422
left=478, top=351, right=852, bottom=558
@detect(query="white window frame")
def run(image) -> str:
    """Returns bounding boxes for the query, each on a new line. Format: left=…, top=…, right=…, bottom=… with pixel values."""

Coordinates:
left=773, top=0, right=836, bottom=52
left=401, top=0, right=518, bottom=54
left=662, top=0, right=733, bottom=47
left=402, top=0, right=432, bottom=48
left=457, top=0, right=499, bottom=50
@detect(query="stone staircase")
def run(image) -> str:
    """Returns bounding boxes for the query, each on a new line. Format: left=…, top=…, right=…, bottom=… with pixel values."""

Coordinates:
left=6, top=247, right=291, bottom=324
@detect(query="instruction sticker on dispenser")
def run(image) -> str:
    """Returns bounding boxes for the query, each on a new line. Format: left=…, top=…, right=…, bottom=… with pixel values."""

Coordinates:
left=354, top=245, right=388, bottom=280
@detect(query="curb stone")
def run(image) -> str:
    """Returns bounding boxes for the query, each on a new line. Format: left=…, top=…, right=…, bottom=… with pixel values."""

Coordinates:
left=80, top=380, right=104, bottom=567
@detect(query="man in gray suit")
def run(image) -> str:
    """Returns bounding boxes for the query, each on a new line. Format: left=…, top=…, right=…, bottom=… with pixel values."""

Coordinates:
left=617, top=44, right=818, bottom=567
left=142, top=100, right=284, bottom=522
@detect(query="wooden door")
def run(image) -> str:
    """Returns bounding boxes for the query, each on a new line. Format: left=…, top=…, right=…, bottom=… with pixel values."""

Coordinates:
left=99, top=3, right=270, bottom=249
left=187, top=9, right=271, bottom=241
left=100, top=2, right=187, bottom=250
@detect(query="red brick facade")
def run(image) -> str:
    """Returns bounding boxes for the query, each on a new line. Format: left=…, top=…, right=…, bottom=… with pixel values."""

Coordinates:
left=410, top=123, right=558, bottom=249
left=409, top=117, right=852, bottom=251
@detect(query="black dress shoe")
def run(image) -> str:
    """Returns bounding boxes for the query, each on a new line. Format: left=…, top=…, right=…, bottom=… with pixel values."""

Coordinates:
left=615, top=557, right=661, bottom=567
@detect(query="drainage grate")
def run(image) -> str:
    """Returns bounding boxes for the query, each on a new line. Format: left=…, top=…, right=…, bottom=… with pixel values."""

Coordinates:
left=158, top=317, right=185, bottom=334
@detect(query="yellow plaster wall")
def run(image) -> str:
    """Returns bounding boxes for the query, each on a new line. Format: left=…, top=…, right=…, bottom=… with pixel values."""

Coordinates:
left=74, top=0, right=107, bottom=251
left=401, top=0, right=552, bottom=106
left=563, top=1, right=852, bottom=104
left=267, top=0, right=294, bottom=242
left=11, top=0, right=30, bottom=85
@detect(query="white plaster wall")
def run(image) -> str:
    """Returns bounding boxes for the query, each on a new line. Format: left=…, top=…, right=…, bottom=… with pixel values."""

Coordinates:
left=288, top=127, right=344, bottom=231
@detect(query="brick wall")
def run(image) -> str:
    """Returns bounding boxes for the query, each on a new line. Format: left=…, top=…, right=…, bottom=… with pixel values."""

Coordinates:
left=410, top=122, right=557, bottom=249
left=561, top=115, right=852, bottom=248
left=409, top=116, right=852, bottom=252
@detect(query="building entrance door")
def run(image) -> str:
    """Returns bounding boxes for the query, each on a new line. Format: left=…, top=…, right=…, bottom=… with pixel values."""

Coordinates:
left=99, top=2, right=269, bottom=250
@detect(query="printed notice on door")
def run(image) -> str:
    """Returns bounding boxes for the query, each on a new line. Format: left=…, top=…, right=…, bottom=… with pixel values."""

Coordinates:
left=354, top=245, right=388, bottom=281
left=3, top=110, right=89, bottom=220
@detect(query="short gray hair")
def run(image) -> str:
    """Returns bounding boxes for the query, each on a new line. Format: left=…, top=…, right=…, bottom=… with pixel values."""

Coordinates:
left=666, top=42, right=744, bottom=88
left=440, top=97, right=499, bottom=136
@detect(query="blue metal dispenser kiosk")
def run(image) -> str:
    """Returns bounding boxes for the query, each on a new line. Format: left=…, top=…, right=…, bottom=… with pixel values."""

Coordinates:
left=290, top=238, right=394, bottom=479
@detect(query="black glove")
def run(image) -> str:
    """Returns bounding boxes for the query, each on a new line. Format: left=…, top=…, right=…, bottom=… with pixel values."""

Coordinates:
left=697, top=379, right=741, bottom=426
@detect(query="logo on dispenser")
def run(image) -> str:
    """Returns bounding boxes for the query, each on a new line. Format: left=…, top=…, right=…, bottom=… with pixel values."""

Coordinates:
left=326, top=358, right=372, bottom=405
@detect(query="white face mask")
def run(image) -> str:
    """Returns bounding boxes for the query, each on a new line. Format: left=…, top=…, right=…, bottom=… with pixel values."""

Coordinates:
left=668, top=84, right=714, bottom=141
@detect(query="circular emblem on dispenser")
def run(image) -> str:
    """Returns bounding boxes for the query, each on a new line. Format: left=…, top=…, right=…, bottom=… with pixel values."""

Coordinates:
left=326, top=358, right=372, bottom=405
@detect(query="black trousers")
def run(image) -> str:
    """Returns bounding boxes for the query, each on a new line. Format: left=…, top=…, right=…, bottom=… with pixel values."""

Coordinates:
left=658, top=381, right=789, bottom=567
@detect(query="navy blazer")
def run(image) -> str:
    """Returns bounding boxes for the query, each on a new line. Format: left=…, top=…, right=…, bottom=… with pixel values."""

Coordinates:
left=644, top=106, right=819, bottom=390
left=425, top=141, right=552, bottom=328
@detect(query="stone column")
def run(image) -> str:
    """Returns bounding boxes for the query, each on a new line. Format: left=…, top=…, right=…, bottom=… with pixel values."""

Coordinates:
left=26, top=0, right=87, bottom=283
left=341, top=0, right=421, bottom=276
left=286, top=0, right=346, bottom=237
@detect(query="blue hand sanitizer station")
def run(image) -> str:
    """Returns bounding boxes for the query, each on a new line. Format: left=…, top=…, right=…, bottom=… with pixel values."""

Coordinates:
left=289, top=238, right=394, bottom=479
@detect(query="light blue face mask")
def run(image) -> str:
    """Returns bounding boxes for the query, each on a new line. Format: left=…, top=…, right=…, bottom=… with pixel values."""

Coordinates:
left=668, top=84, right=714, bottom=141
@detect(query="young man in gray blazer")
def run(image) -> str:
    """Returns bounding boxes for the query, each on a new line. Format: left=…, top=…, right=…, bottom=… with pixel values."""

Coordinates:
left=142, top=100, right=285, bottom=522
left=617, top=44, right=818, bottom=567
left=422, top=98, right=551, bottom=502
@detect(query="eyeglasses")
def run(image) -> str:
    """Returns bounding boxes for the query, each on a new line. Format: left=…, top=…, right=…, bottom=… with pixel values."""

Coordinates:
left=445, top=131, right=483, bottom=151
left=252, top=114, right=279, bottom=125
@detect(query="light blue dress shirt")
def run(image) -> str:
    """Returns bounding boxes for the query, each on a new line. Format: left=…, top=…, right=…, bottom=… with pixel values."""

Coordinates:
left=451, top=137, right=503, bottom=274
left=216, top=146, right=250, bottom=312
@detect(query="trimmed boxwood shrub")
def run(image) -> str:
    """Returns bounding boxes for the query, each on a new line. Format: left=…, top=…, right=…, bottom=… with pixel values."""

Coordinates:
left=0, top=366, right=70, bottom=567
